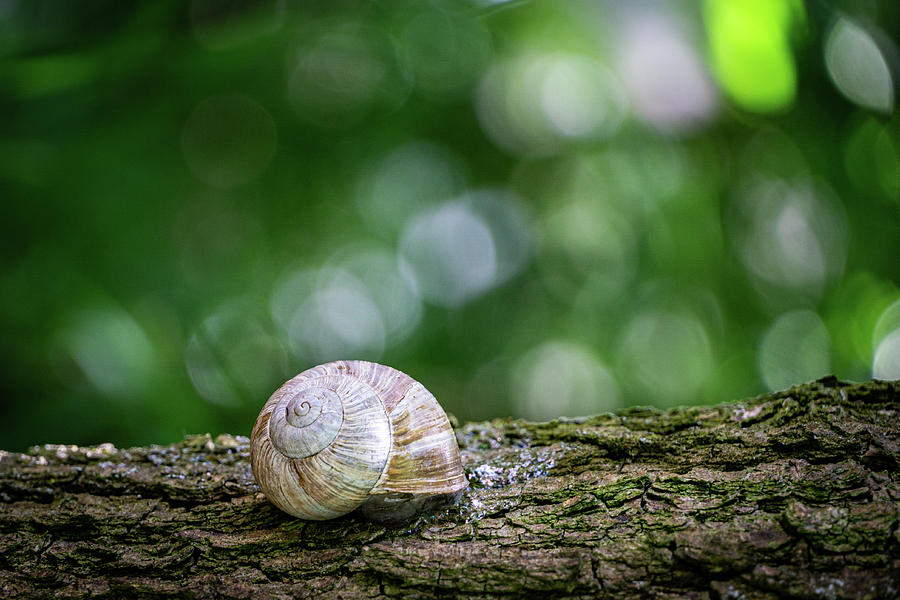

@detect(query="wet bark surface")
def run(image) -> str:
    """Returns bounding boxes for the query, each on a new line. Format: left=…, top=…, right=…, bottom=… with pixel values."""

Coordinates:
left=1, top=377, right=898, bottom=599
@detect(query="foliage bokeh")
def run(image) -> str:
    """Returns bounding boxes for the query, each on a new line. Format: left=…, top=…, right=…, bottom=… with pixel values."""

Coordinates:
left=1, top=0, right=899, bottom=450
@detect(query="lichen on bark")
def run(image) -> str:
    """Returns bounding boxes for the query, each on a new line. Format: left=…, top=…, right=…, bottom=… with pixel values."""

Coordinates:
left=1, top=377, right=898, bottom=598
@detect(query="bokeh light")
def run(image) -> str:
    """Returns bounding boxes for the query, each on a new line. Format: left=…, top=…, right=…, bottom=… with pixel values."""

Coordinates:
left=58, top=306, right=156, bottom=398
left=2, top=0, right=899, bottom=450
left=758, top=310, right=831, bottom=391
left=476, top=53, right=628, bottom=155
left=845, top=117, right=900, bottom=204
left=186, top=305, right=287, bottom=406
left=703, top=0, right=801, bottom=112
left=616, top=309, right=714, bottom=407
left=401, top=8, right=493, bottom=100
left=399, top=202, right=497, bottom=308
left=873, top=330, right=900, bottom=380
left=538, top=190, right=637, bottom=305
left=512, top=341, right=620, bottom=421
left=181, top=94, right=277, bottom=189
left=287, top=270, right=387, bottom=362
left=729, top=178, right=847, bottom=302
left=285, top=24, right=411, bottom=128
left=873, top=299, right=900, bottom=380
left=617, top=12, right=717, bottom=131
left=356, top=141, right=466, bottom=237
left=824, top=17, right=893, bottom=114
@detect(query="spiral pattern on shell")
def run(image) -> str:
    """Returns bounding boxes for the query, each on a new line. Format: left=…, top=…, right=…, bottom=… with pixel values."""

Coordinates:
left=250, top=360, right=468, bottom=520
left=268, top=387, right=343, bottom=459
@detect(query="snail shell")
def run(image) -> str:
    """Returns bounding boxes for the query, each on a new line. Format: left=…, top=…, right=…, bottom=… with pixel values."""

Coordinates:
left=250, top=360, right=468, bottom=521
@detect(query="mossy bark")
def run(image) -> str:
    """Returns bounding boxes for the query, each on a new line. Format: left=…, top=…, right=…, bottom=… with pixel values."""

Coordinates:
left=1, top=377, right=898, bottom=599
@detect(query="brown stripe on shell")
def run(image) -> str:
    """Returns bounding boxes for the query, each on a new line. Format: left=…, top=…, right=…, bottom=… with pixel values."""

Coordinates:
left=369, top=380, right=468, bottom=495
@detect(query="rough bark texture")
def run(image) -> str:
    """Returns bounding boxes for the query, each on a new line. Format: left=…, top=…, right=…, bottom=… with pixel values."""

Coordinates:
left=1, top=377, right=899, bottom=599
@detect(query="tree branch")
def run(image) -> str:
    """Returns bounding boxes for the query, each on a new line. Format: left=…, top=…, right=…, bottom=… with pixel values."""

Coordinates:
left=1, top=377, right=898, bottom=598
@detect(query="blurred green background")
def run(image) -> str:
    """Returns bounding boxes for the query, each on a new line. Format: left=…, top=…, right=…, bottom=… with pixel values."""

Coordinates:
left=1, top=0, right=899, bottom=451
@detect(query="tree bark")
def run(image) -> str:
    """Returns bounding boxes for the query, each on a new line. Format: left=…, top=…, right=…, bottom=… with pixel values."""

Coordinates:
left=1, top=376, right=898, bottom=599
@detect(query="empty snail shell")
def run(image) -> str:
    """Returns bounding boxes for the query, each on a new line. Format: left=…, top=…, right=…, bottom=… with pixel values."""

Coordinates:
left=250, top=360, right=468, bottom=521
